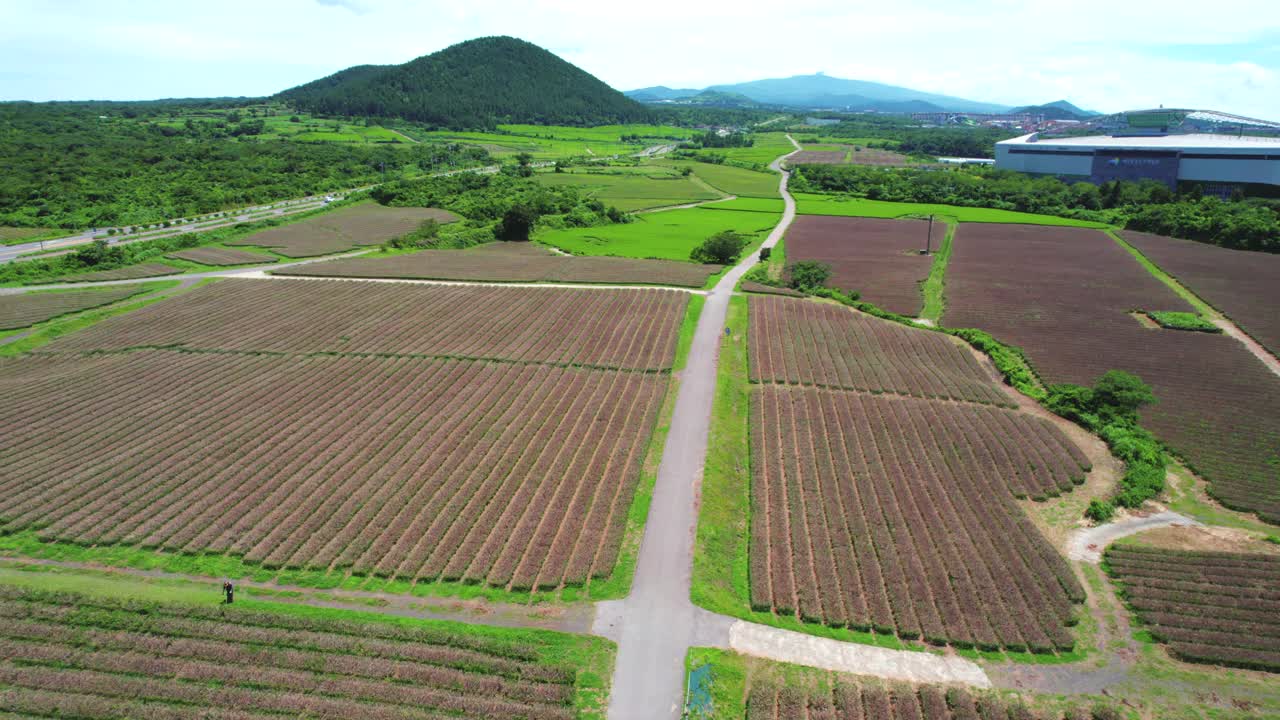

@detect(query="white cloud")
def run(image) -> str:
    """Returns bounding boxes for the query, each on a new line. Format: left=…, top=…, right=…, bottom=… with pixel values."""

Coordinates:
left=0, top=0, right=1277, bottom=117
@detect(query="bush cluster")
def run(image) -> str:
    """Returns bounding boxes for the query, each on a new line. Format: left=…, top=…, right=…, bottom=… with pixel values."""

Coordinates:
left=1046, top=370, right=1167, bottom=513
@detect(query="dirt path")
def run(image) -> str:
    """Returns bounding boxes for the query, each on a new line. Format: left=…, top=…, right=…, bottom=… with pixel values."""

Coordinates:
left=605, top=135, right=800, bottom=720
left=0, top=555, right=593, bottom=634
left=729, top=621, right=990, bottom=687
left=634, top=194, right=739, bottom=215
left=1213, top=316, right=1280, bottom=377
left=1066, top=510, right=1201, bottom=563
left=987, top=569, right=1138, bottom=694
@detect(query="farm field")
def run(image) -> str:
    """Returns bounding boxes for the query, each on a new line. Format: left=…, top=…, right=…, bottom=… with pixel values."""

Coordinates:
left=0, top=285, right=151, bottom=330
left=1121, top=230, right=1280, bottom=357
left=783, top=216, right=940, bottom=315
left=706, top=132, right=798, bottom=169
left=166, top=246, right=278, bottom=266
left=59, top=262, right=182, bottom=283
left=787, top=145, right=914, bottom=168
left=414, top=123, right=689, bottom=160
left=747, top=679, right=1050, bottom=720
left=277, top=242, right=721, bottom=288
left=704, top=197, right=787, bottom=214
left=750, top=385, right=1086, bottom=648
left=2, top=279, right=687, bottom=592
left=1105, top=544, right=1280, bottom=672
left=41, top=279, right=687, bottom=369
left=740, top=296, right=1088, bottom=650
left=0, top=352, right=665, bottom=589
left=793, top=193, right=1111, bottom=228
left=0, top=582, right=610, bottom=719
left=534, top=170, right=719, bottom=211
left=227, top=202, right=459, bottom=257
left=658, top=161, right=782, bottom=198
left=943, top=224, right=1280, bottom=523
left=787, top=150, right=847, bottom=165
left=536, top=206, right=779, bottom=261
left=748, top=295, right=1012, bottom=406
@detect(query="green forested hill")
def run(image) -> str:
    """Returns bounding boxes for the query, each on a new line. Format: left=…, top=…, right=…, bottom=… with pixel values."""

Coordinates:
left=277, top=36, right=652, bottom=128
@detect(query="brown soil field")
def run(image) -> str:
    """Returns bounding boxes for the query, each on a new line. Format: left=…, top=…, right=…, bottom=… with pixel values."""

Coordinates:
left=0, top=286, right=150, bottom=330
left=845, top=147, right=911, bottom=167
left=750, top=385, right=1086, bottom=650
left=944, top=224, right=1280, bottom=524
left=748, top=295, right=1011, bottom=406
left=788, top=151, right=847, bottom=165
left=167, top=246, right=278, bottom=266
left=43, top=279, right=687, bottom=371
left=1106, top=544, right=1280, bottom=672
left=784, top=216, right=938, bottom=315
left=275, top=242, right=720, bottom=288
left=0, top=585, right=584, bottom=719
left=0, top=351, right=666, bottom=588
left=747, top=677, right=1092, bottom=720
left=1121, top=230, right=1280, bottom=358
left=228, top=204, right=459, bottom=258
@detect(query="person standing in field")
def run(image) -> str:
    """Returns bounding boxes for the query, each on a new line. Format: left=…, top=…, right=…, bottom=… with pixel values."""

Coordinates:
left=223, top=581, right=234, bottom=604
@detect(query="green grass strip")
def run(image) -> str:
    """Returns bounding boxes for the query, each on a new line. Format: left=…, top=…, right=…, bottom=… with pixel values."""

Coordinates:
left=918, top=220, right=955, bottom=323
left=1107, top=230, right=1216, bottom=317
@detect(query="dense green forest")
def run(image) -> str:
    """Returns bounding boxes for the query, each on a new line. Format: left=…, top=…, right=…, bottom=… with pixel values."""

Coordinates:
left=278, top=37, right=653, bottom=128
left=0, top=103, right=488, bottom=228
left=793, top=164, right=1280, bottom=251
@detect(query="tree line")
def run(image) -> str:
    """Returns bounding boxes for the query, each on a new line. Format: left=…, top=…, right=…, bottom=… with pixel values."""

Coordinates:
left=0, top=103, right=488, bottom=229
left=792, top=164, right=1280, bottom=251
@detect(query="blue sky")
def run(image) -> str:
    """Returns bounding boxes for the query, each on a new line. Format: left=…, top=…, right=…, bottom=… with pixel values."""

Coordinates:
left=2, top=0, right=1278, bottom=119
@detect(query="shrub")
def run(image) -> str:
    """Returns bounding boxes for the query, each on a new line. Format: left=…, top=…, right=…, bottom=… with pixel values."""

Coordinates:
left=690, top=230, right=749, bottom=264
left=759, top=247, right=771, bottom=261
left=1086, top=499, right=1116, bottom=522
left=787, top=260, right=832, bottom=291
left=1147, top=311, right=1221, bottom=333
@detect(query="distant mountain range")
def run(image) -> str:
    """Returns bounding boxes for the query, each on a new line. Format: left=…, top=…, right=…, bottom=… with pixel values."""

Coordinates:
left=625, top=74, right=1098, bottom=118
left=278, top=36, right=651, bottom=128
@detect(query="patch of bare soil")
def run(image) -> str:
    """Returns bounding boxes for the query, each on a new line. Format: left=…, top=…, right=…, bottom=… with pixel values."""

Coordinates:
left=1129, top=524, right=1280, bottom=555
left=1129, top=311, right=1159, bottom=330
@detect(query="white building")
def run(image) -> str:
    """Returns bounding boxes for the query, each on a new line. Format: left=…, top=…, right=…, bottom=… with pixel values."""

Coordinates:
left=996, top=133, right=1280, bottom=190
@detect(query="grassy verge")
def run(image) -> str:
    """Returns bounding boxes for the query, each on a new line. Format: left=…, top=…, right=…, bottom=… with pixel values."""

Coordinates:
left=0, top=279, right=196, bottom=356
left=0, top=563, right=615, bottom=719
left=918, top=220, right=955, bottom=322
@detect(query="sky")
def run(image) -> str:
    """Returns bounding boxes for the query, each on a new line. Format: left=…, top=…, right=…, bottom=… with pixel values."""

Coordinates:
left=2, top=0, right=1279, bottom=119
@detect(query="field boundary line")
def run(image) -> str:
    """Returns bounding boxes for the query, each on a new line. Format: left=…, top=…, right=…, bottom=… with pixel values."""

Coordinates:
left=253, top=271, right=711, bottom=294
left=0, top=557, right=595, bottom=634
left=1108, top=230, right=1280, bottom=378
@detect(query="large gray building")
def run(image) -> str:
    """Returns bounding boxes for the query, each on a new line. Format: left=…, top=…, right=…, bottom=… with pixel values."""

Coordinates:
left=995, top=109, right=1280, bottom=193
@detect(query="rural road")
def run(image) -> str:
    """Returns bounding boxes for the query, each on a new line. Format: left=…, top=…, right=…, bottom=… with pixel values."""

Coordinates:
left=605, top=135, right=801, bottom=720
left=1066, top=510, right=1201, bottom=563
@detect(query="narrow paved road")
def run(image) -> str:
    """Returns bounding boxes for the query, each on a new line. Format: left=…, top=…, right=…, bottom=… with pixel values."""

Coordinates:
left=605, top=136, right=801, bottom=720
